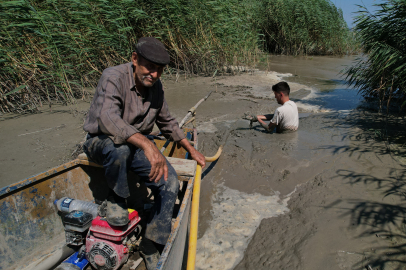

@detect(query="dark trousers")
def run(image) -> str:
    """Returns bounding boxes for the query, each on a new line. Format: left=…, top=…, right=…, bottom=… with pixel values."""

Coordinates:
left=83, top=134, right=179, bottom=245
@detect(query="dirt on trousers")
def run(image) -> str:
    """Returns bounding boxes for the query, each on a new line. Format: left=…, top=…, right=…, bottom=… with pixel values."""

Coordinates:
left=1, top=68, right=406, bottom=270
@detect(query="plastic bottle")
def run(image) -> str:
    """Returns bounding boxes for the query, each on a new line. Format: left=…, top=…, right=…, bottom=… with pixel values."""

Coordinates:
left=54, top=197, right=99, bottom=218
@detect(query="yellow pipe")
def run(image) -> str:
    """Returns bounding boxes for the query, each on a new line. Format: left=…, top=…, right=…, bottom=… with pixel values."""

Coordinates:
left=187, top=164, right=202, bottom=270
left=187, top=146, right=223, bottom=270
left=205, top=145, right=223, bottom=162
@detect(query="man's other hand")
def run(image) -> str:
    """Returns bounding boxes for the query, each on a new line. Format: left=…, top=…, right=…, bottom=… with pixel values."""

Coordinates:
left=189, top=148, right=206, bottom=168
left=127, top=133, right=168, bottom=183
left=178, top=138, right=206, bottom=169
left=144, top=144, right=168, bottom=183
left=242, top=113, right=258, bottom=122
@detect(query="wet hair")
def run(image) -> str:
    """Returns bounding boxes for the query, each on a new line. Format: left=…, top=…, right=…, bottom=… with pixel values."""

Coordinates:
left=272, top=82, right=290, bottom=96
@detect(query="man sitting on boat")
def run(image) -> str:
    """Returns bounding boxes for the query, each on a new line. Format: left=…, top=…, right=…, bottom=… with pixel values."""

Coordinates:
left=82, top=37, right=206, bottom=269
left=246, top=82, right=299, bottom=133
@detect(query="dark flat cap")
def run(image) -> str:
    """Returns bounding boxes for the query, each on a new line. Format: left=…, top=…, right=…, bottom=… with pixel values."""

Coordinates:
left=135, top=37, right=170, bottom=66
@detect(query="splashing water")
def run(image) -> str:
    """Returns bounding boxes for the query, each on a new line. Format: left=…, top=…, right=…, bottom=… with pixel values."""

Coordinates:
left=196, top=184, right=290, bottom=270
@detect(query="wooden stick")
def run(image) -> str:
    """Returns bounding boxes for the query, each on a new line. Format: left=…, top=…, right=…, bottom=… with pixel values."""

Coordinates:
left=179, top=91, right=212, bottom=128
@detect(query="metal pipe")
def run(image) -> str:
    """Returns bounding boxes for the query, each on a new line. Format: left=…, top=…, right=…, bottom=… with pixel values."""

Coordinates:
left=23, top=244, right=77, bottom=270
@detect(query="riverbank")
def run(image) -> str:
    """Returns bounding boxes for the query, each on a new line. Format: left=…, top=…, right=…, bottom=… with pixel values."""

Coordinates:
left=1, top=66, right=406, bottom=270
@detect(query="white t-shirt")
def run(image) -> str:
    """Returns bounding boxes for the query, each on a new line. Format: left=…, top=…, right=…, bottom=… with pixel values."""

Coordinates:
left=270, top=100, right=299, bottom=132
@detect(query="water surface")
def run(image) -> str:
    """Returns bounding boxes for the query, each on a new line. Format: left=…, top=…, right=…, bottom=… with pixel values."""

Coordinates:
left=260, top=55, right=362, bottom=111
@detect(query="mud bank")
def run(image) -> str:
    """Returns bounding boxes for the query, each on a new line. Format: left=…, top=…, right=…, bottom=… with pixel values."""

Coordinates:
left=233, top=109, right=406, bottom=270
left=1, top=67, right=406, bottom=270
left=163, top=71, right=406, bottom=269
left=0, top=103, right=89, bottom=187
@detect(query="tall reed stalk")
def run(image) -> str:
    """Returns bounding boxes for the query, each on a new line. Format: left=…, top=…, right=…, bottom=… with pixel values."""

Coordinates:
left=0, top=0, right=354, bottom=113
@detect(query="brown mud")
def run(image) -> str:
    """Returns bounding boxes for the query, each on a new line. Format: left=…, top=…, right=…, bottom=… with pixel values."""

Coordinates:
left=1, top=56, right=406, bottom=270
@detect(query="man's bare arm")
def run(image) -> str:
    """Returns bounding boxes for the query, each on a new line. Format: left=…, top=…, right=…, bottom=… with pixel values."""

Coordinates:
left=257, top=115, right=270, bottom=131
left=257, top=115, right=277, bottom=132
left=126, top=133, right=168, bottom=183
left=178, top=138, right=206, bottom=168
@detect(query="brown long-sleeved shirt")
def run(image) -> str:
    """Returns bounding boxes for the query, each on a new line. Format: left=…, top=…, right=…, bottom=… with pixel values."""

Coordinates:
left=83, top=62, right=185, bottom=144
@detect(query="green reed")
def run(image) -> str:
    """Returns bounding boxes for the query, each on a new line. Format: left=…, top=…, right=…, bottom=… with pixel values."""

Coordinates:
left=343, top=0, right=406, bottom=112
left=258, top=0, right=355, bottom=55
left=0, top=0, right=354, bottom=113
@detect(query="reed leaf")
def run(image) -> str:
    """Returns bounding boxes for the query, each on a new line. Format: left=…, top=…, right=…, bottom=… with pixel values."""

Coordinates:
left=4, top=85, right=27, bottom=96
left=344, top=0, right=406, bottom=111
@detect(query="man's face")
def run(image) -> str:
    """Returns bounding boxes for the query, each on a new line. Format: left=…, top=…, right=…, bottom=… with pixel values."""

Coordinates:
left=132, top=52, right=164, bottom=88
left=273, top=91, right=283, bottom=104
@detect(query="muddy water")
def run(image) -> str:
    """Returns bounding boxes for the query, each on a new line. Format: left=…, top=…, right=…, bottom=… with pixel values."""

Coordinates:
left=0, top=103, right=90, bottom=188
left=260, top=55, right=362, bottom=111
left=163, top=56, right=406, bottom=270
left=2, top=55, right=405, bottom=269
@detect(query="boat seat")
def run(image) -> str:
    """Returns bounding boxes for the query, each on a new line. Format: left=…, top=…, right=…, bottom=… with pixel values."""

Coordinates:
left=77, top=153, right=197, bottom=178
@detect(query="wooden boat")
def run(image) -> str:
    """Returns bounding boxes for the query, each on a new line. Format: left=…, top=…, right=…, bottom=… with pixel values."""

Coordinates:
left=0, top=128, right=198, bottom=270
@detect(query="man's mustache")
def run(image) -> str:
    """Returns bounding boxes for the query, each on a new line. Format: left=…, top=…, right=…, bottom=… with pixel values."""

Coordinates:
left=142, top=75, right=153, bottom=80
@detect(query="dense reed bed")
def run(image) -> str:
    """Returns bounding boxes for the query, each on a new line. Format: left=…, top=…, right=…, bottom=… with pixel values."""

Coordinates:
left=344, top=0, right=406, bottom=112
left=259, top=0, right=356, bottom=55
left=1, top=0, right=351, bottom=113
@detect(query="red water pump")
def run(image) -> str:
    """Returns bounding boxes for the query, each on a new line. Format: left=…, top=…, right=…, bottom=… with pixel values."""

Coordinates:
left=85, top=210, right=142, bottom=270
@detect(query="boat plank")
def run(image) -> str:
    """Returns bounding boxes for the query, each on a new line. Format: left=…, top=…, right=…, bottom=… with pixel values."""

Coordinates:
left=78, top=153, right=196, bottom=178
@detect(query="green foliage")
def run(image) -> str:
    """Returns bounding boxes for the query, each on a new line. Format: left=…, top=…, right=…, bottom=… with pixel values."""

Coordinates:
left=344, top=0, right=406, bottom=111
left=0, top=0, right=148, bottom=112
left=0, top=0, right=354, bottom=112
left=259, top=0, right=355, bottom=55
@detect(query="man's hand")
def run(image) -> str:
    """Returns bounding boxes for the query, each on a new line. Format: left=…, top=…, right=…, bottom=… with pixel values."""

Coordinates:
left=259, top=120, right=270, bottom=131
left=258, top=116, right=276, bottom=132
left=143, top=143, right=168, bottom=183
left=127, top=133, right=168, bottom=183
left=242, top=113, right=258, bottom=122
left=189, top=148, right=206, bottom=168
left=267, top=122, right=277, bottom=132
left=178, top=138, right=206, bottom=168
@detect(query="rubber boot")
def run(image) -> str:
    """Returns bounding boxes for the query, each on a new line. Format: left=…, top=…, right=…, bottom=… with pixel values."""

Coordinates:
left=105, top=193, right=129, bottom=227
left=140, top=238, right=161, bottom=270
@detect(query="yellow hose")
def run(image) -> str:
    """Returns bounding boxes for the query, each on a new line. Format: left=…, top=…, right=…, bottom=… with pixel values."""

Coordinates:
left=187, top=164, right=202, bottom=270
left=187, top=146, right=223, bottom=270
left=205, top=145, right=223, bottom=162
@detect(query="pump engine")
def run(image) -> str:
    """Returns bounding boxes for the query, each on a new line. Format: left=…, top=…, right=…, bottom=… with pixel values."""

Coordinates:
left=85, top=210, right=142, bottom=270
left=62, top=210, right=93, bottom=246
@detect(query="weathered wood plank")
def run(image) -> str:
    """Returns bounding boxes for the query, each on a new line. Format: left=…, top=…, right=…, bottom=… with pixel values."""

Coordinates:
left=166, top=157, right=196, bottom=177
left=78, top=153, right=196, bottom=177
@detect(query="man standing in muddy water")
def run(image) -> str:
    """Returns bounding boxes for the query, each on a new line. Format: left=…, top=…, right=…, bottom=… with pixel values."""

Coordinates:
left=248, top=81, right=299, bottom=133
left=82, top=37, right=206, bottom=269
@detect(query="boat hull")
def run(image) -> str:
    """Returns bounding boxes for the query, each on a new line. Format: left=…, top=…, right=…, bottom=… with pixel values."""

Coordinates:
left=0, top=128, right=197, bottom=270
